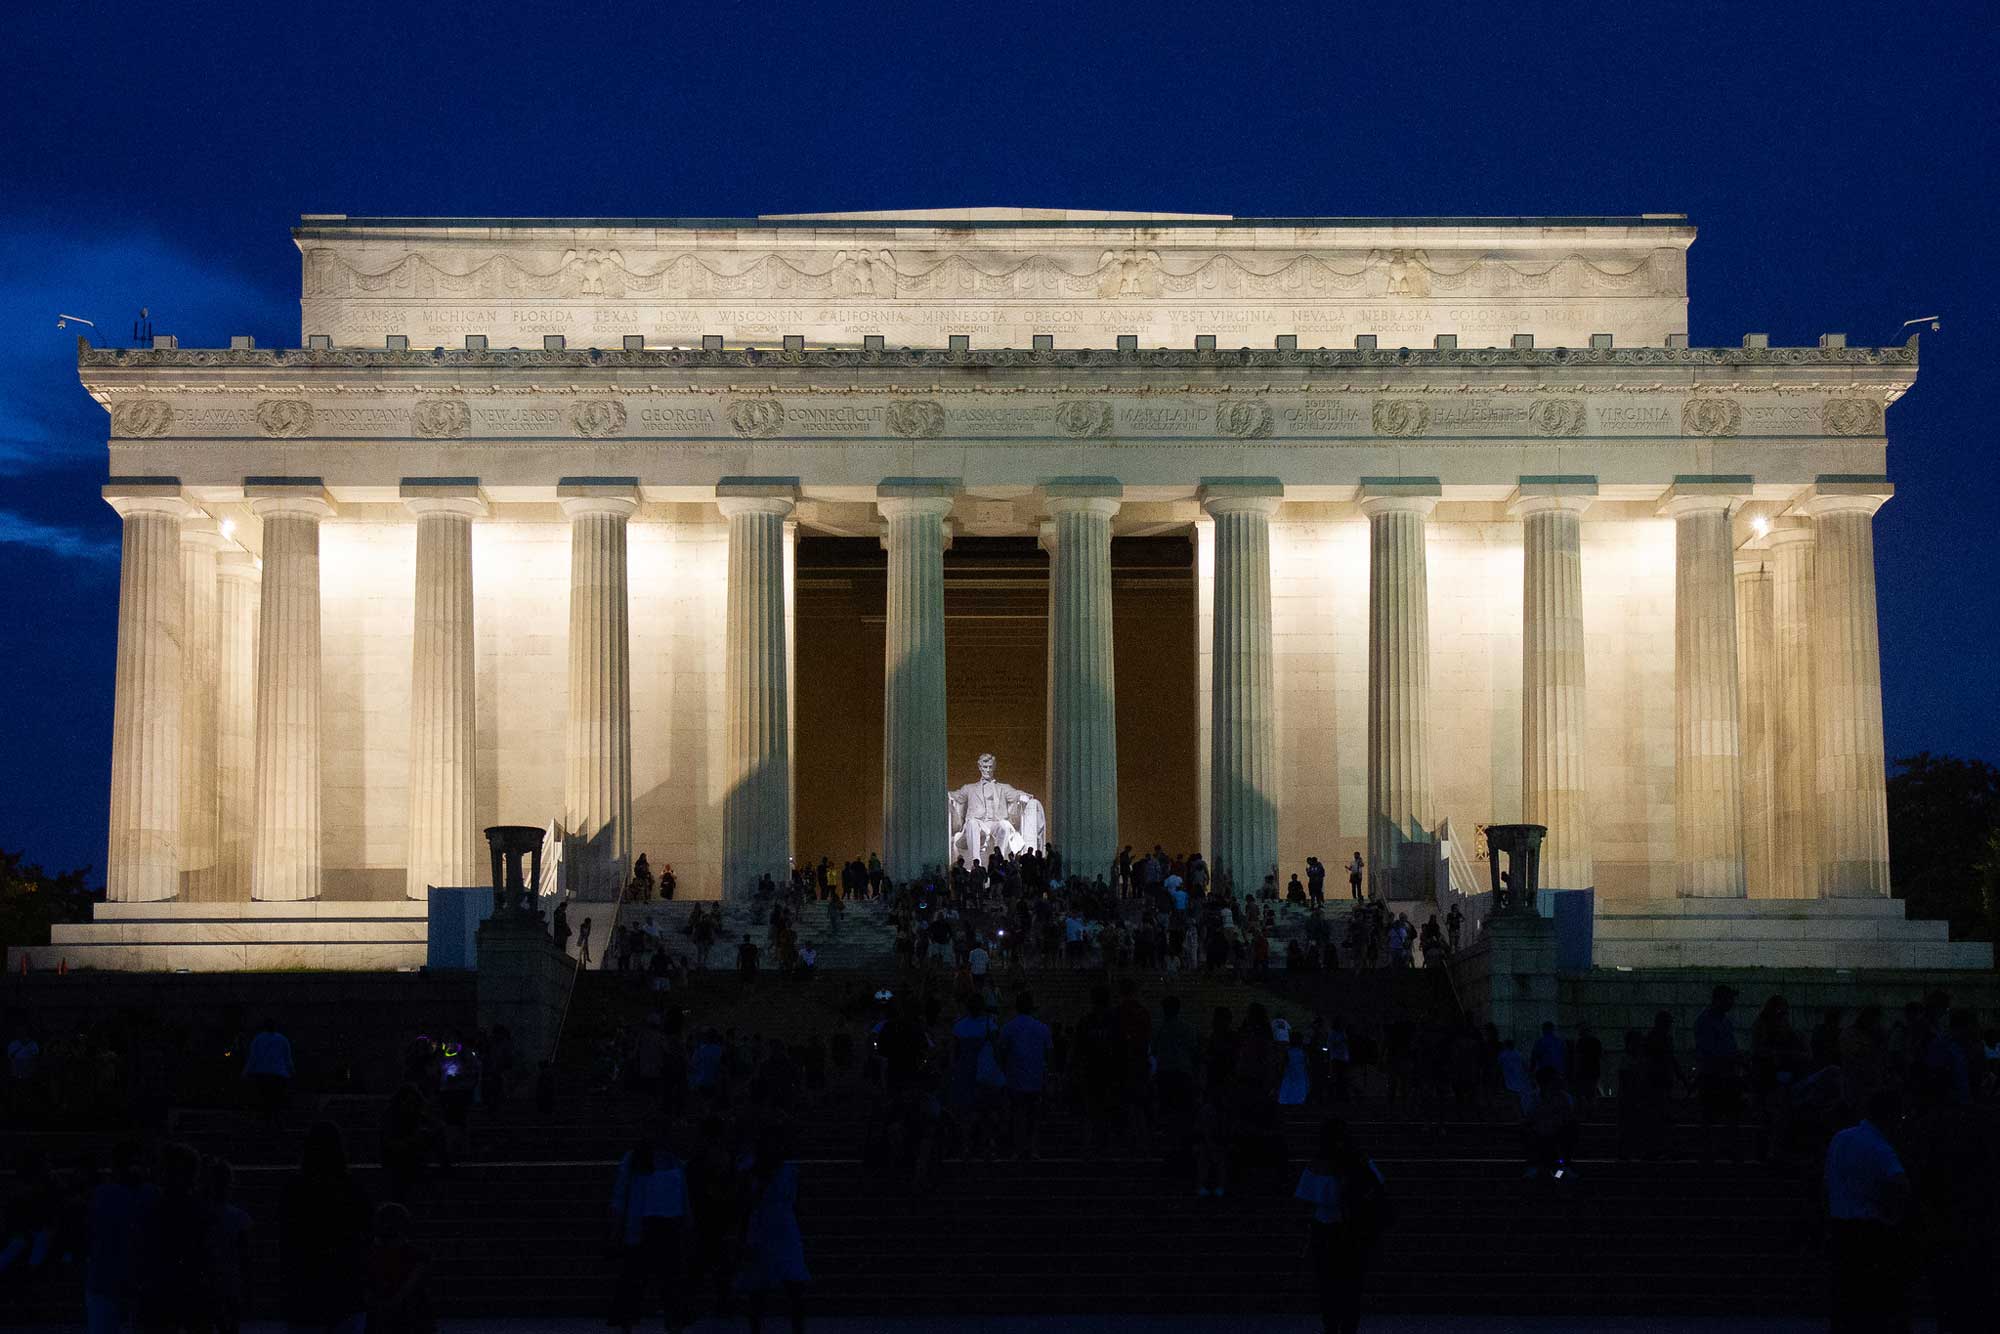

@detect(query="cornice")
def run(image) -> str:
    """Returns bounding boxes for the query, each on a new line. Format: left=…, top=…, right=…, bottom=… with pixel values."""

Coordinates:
left=77, top=339, right=1916, bottom=374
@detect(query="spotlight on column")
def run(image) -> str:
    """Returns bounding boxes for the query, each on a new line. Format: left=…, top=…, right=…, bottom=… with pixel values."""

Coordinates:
left=1751, top=515, right=1771, bottom=538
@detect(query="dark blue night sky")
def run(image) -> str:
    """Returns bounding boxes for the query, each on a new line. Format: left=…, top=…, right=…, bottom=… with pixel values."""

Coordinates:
left=1, top=3, right=1994, bottom=875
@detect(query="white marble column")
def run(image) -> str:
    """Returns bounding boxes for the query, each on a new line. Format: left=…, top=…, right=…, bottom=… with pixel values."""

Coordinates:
left=249, top=483, right=334, bottom=902
left=1660, top=483, right=1748, bottom=899
left=403, top=482, right=486, bottom=899
left=1735, top=556, right=1776, bottom=898
left=1047, top=481, right=1122, bottom=884
left=1040, top=520, right=1059, bottom=800
left=214, top=549, right=260, bottom=902
left=1807, top=482, right=1893, bottom=897
left=178, top=519, right=228, bottom=888
left=1512, top=482, right=1595, bottom=891
left=1202, top=483, right=1280, bottom=891
left=719, top=482, right=797, bottom=902
left=878, top=482, right=956, bottom=881
left=783, top=517, right=799, bottom=861
left=104, top=483, right=195, bottom=903
left=559, top=483, right=639, bottom=902
left=1192, top=516, right=1216, bottom=864
left=1360, top=482, right=1439, bottom=900
left=1766, top=523, right=1818, bottom=898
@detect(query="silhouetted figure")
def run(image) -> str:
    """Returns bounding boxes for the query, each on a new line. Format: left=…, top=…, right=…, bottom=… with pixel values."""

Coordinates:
left=242, top=1017, right=294, bottom=1125
left=279, top=1122, right=370, bottom=1334
left=609, top=1135, right=690, bottom=1334
left=366, top=1202, right=433, bottom=1334
left=1297, top=1118, right=1390, bottom=1334
left=1824, top=1088, right=1911, bottom=1333
left=737, top=1125, right=808, bottom=1334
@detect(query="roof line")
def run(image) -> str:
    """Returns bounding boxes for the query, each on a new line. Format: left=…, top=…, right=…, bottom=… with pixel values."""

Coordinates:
left=294, top=214, right=1692, bottom=232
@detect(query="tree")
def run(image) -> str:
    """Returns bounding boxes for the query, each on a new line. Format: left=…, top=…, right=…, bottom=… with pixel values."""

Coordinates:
left=0, top=849, right=100, bottom=948
left=1886, top=752, right=2000, bottom=942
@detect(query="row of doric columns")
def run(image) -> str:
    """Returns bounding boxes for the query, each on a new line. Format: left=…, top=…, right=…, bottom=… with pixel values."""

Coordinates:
left=103, top=471, right=1892, bottom=906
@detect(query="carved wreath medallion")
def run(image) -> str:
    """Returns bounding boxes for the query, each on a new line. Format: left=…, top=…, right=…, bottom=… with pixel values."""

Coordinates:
left=1821, top=397, right=1883, bottom=437
left=1526, top=398, right=1585, bottom=437
left=255, top=399, right=314, bottom=438
left=570, top=400, right=628, bottom=439
left=109, top=399, right=174, bottom=438
left=412, top=398, right=471, bottom=439
left=1681, top=398, right=1742, bottom=438
left=726, top=399, right=785, bottom=438
left=1215, top=399, right=1273, bottom=439
left=1054, top=400, right=1113, bottom=439
left=1371, top=400, right=1430, bottom=438
left=886, top=399, right=946, bottom=439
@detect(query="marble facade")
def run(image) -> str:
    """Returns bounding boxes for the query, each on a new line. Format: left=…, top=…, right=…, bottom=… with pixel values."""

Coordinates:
left=22, top=209, right=1967, bottom=970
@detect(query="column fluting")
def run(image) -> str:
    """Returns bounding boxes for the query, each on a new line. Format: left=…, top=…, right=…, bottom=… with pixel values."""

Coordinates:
left=1047, top=483, right=1122, bottom=885
left=403, top=485, right=485, bottom=899
left=1766, top=524, right=1819, bottom=898
left=1514, top=486, right=1595, bottom=890
left=1808, top=486, right=1893, bottom=897
left=214, top=549, right=260, bottom=902
left=178, top=519, right=228, bottom=888
left=105, top=485, right=194, bottom=903
left=1192, top=516, right=1216, bottom=870
left=1360, top=486, right=1438, bottom=901
left=1202, top=484, right=1280, bottom=892
left=1735, top=556, right=1777, bottom=897
left=1662, top=487, right=1747, bottom=898
left=560, top=485, right=638, bottom=902
left=878, top=484, right=955, bottom=882
left=250, top=485, right=334, bottom=902
left=719, top=484, right=796, bottom=904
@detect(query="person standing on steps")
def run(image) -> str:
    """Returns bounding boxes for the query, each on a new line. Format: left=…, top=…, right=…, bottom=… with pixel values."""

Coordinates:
left=1347, top=852, right=1364, bottom=902
left=1297, top=1117, right=1390, bottom=1334
left=577, top=915, right=593, bottom=968
left=553, top=899, right=572, bottom=955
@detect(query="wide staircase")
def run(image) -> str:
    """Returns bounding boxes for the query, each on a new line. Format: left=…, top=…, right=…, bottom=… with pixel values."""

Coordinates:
left=3, top=967, right=1831, bottom=1324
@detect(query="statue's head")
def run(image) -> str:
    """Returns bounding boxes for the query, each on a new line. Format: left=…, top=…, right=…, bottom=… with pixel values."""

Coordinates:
left=977, top=752, right=997, bottom=779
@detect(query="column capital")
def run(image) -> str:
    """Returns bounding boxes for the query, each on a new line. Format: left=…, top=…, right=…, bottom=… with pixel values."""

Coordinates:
left=1199, top=479, right=1283, bottom=517
left=557, top=478, right=640, bottom=519
left=179, top=517, right=234, bottom=551
left=1657, top=476, right=1752, bottom=519
left=1038, top=520, right=1058, bottom=554
left=400, top=478, right=490, bottom=519
left=246, top=479, right=335, bottom=520
left=1357, top=476, right=1441, bottom=518
left=1798, top=476, right=1893, bottom=519
left=1734, top=557, right=1770, bottom=579
left=1045, top=477, right=1123, bottom=518
left=716, top=478, right=800, bottom=519
left=876, top=478, right=958, bottom=521
left=1761, top=519, right=1817, bottom=550
left=216, top=549, right=261, bottom=584
left=103, top=479, right=198, bottom=519
left=1507, top=476, right=1598, bottom=518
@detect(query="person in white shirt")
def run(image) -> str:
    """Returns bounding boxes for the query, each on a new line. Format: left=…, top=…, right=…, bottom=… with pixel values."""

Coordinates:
left=1296, top=1118, right=1387, bottom=1334
left=968, top=942, right=990, bottom=979
left=608, top=1136, right=691, bottom=1333
left=1823, top=1089, right=1911, bottom=1327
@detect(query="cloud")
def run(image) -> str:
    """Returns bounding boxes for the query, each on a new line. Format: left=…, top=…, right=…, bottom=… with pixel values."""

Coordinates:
left=0, top=510, right=119, bottom=564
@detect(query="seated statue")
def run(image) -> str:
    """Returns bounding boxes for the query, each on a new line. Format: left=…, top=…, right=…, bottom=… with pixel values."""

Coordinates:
left=947, top=752, right=1046, bottom=867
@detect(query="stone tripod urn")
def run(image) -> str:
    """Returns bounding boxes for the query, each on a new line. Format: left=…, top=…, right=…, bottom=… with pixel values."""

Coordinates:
left=1484, top=823, right=1548, bottom=914
left=484, top=825, right=547, bottom=916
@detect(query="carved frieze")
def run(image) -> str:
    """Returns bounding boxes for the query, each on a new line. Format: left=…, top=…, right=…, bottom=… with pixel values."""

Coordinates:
left=255, top=399, right=313, bottom=438
left=109, top=399, right=174, bottom=438
left=1372, top=400, right=1431, bottom=438
left=1526, top=398, right=1585, bottom=437
left=1681, top=399, right=1742, bottom=438
left=570, top=400, right=628, bottom=439
left=885, top=400, right=946, bottom=439
left=412, top=398, right=471, bottom=439
left=1215, top=400, right=1274, bottom=440
left=1821, top=397, right=1884, bottom=437
left=726, top=399, right=785, bottom=438
left=1054, top=400, right=1113, bottom=438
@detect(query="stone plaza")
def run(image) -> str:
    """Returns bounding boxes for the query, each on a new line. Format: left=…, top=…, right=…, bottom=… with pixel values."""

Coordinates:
left=14, top=208, right=1984, bottom=972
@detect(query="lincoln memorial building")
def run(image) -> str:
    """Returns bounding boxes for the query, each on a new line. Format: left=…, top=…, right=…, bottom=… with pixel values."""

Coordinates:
left=26, top=209, right=1981, bottom=972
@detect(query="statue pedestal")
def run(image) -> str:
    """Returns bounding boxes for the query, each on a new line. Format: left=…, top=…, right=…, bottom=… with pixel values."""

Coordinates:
left=474, top=909, right=572, bottom=1070
left=1450, top=910, right=1560, bottom=1051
